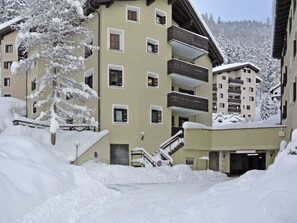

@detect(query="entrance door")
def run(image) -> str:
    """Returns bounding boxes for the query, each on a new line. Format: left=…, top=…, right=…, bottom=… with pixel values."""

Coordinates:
left=110, top=144, right=129, bottom=165
left=209, top=151, right=219, bottom=171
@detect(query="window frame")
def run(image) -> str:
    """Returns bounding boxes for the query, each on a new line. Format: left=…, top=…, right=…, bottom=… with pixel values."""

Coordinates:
left=146, top=37, right=159, bottom=55
left=147, top=72, right=159, bottom=88
left=4, top=78, right=10, bottom=86
left=108, top=64, right=124, bottom=88
left=150, top=105, right=162, bottom=125
left=126, top=5, right=140, bottom=22
left=4, top=61, right=13, bottom=69
left=84, top=68, right=94, bottom=89
left=31, top=78, right=37, bottom=91
left=5, top=44, right=13, bottom=53
left=112, top=104, right=129, bottom=124
left=155, top=9, right=167, bottom=26
left=108, top=28, right=124, bottom=52
left=84, top=36, right=93, bottom=59
left=33, top=101, right=37, bottom=114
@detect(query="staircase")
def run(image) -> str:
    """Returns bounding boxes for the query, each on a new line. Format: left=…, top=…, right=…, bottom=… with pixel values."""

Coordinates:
left=131, top=131, right=184, bottom=167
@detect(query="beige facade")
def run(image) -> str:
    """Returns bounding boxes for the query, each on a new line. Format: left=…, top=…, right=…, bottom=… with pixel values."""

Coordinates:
left=213, top=63, right=260, bottom=121
left=273, top=0, right=297, bottom=141
left=0, top=30, right=26, bottom=100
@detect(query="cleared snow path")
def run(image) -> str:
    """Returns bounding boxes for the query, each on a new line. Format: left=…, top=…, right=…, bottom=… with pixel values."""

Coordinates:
left=78, top=179, right=229, bottom=223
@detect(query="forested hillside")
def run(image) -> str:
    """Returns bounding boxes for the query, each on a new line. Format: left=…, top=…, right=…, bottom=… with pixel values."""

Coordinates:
left=203, top=14, right=280, bottom=95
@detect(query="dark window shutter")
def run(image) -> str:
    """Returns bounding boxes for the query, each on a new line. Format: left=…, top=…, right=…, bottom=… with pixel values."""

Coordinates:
left=157, top=110, right=162, bottom=123
left=283, top=67, right=287, bottom=87
left=153, top=44, right=158, bottom=53
left=118, top=71, right=123, bottom=86
left=123, top=109, right=128, bottom=122
left=153, top=77, right=158, bottom=86
left=294, top=81, right=296, bottom=102
left=160, top=16, right=166, bottom=25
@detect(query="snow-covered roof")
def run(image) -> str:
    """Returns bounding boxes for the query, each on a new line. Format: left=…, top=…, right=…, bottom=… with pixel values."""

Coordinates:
left=269, top=83, right=281, bottom=93
left=0, top=17, right=22, bottom=38
left=213, top=62, right=260, bottom=74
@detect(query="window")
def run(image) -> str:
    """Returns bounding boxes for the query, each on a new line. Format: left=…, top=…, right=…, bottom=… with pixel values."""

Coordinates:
left=222, top=76, right=226, bottom=80
left=84, top=69, right=93, bottom=89
left=66, top=118, right=73, bottom=124
left=283, top=101, right=287, bottom=119
left=4, top=78, right=10, bottom=86
left=179, top=88, right=194, bottom=95
left=294, top=38, right=297, bottom=58
left=293, top=80, right=296, bottom=102
left=5, top=44, right=13, bottom=53
left=249, top=96, right=254, bottom=101
left=247, top=105, right=251, bottom=110
left=113, top=105, right=128, bottom=124
left=218, top=83, right=223, bottom=89
left=249, top=87, right=254, bottom=92
left=31, top=78, right=36, bottom=91
left=289, top=16, right=292, bottom=34
left=247, top=69, right=251, bottom=74
left=33, top=102, right=37, bottom=113
left=109, top=65, right=123, bottom=87
left=84, top=36, right=93, bottom=59
left=246, top=78, right=251, bottom=83
left=219, top=93, right=223, bottom=98
left=156, top=9, right=166, bottom=25
left=219, top=103, right=225, bottom=108
left=108, top=28, right=124, bottom=51
left=283, top=66, right=287, bottom=87
left=3, top=94, right=11, bottom=97
left=4, top=61, right=12, bottom=69
left=126, top=5, right=140, bottom=22
left=294, top=0, right=296, bottom=15
left=185, top=157, right=194, bottom=166
left=147, top=38, right=159, bottom=54
left=179, top=117, right=188, bottom=127
left=147, top=72, right=158, bottom=87
left=243, top=69, right=246, bottom=73
left=151, top=106, right=162, bottom=124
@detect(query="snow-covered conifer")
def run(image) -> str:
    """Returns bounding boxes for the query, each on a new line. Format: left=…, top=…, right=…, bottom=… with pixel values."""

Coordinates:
left=11, top=0, right=98, bottom=144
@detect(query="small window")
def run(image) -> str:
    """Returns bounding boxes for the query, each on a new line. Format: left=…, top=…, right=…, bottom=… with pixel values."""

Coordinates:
left=5, top=44, right=13, bottom=53
left=179, top=88, right=194, bottom=95
left=4, top=78, right=10, bottom=86
left=84, top=69, right=93, bottom=89
left=108, top=28, right=124, bottom=52
left=219, top=103, right=225, bottom=108
left=147, top=38, right=159, bottom=54
left=4, top=61, right=12, bottom=69
left=156, top=9, right=166, bottom=25
left=247, top=69, right=251, bottom=74
left=247, top=105, right=251, bottom=110
left=126, top=5, right=140, bottom=22
left=246, top=78, right=251, bottom=83
left=84, top=36, right=93, bottom=59
left=243, top=69, right=246, bottom=73
left=243, top=105, right=245, bottom=109
left=31, top=78, right=36, bottom=91
left=249, top=96, right=254, bottom=101
left=222, top=76, right=226, bottom=80
left=147, top=72, right=158, bottom=87
left=294, top=38, right=297, bottom=58
left=151, top=106, right=162, bottom=124
left=248, top=114, right=251, bottom=118
left=185, top=157, right=194, bottom=166
left=66, top=118, right=73, bottom=124
left=109, top=65, right=123, bottom=87
left=219, top=93, right=223, bottom=98
left=249, top=87, right=253, bottom=92
left=3, top=94, right=11, bottom=97
left=293, top=80, right=296, bottom=102
left=218, top=83, right=223, bottom=89
left=113, top=105, right=128, bottom=123
left=33, top=102, right=37, bottom=113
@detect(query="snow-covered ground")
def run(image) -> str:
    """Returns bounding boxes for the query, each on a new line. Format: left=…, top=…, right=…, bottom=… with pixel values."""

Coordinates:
left=1, top=97, right=297, bottom=223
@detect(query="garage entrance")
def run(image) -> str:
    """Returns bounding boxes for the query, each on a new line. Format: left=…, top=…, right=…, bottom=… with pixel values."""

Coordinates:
left=230, top=152, right=266, bottom=175
left=110, top=144, right=129, bottom=165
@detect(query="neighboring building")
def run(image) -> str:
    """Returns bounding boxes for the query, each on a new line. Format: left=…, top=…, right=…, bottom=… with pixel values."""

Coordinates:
left=0, top=17, right=26, bottom=100
left=272, top=0, right=297, bottom=139
left=212, top=62, right=261, bottom=121
left=269, top=83, right=281, bottom=101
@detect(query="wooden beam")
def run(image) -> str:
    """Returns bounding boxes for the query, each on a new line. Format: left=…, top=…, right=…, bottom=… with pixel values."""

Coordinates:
left=168, top=0, right=178, bottom=4
left=106, top=0, right=114, bottom=8
left=146, top=0, right=155, bottom=6
left=180, top=19, right=193, bottom=29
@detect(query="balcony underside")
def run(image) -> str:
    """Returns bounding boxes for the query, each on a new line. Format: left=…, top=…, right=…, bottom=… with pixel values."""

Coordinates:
left=169, top=40, right=207, bottom=60
left=170, top=73, right=206, bottom=88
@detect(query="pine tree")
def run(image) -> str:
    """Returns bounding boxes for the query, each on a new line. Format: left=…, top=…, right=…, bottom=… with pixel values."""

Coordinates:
left=260, top=96, right=271, bottom=120
left=11, top=0, right=98, bottom=144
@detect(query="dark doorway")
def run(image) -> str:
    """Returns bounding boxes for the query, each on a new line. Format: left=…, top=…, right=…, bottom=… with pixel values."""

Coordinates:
left=230, top=153, right=266, bottom=175
left=209, top=151, right=219, bottom=171
left=110, top=144, right=129, bottom=165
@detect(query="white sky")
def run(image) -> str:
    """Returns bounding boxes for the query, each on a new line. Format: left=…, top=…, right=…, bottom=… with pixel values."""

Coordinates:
left=193, top=0, right=274, bottom=22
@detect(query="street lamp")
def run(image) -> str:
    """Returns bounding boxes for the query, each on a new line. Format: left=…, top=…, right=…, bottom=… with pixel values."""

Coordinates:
left=74, top=141, right=80, bottom=165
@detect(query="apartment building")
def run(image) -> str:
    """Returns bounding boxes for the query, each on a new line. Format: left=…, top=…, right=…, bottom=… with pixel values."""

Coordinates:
left=0, top=18, right=26, bottom=100
left=212, top=62, right=261, bottom=121
left=272, top=0, right=297, bottom=139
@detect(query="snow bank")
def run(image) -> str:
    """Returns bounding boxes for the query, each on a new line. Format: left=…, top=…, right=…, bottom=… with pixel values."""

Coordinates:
left=0, top=97, right=25, bottom=132
left=199, top=129, right=297, bottom=223
left=83, top=161, right=227, bottom=185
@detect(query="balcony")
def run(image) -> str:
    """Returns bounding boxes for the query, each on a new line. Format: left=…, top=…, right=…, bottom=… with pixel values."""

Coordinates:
left=228, top=88, right=241, bottom=95
left=228, top=98, right=241, bottom=104
left=228, top=78, right=243, bottom=86
left=168, top=59, right=208, bottom=88
left=168, top=92, right=208, bottom=115
left=228, top=107, right=241, bottom=113
left=168, top=26, right=208, bottom=60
